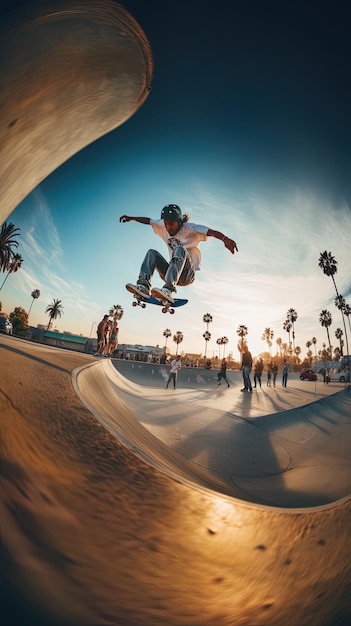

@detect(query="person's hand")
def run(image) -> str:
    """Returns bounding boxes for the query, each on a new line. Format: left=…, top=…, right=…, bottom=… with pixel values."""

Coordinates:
left=223, top=237, right=238, bottom=254
left=119, top=215, right=131, bottom=223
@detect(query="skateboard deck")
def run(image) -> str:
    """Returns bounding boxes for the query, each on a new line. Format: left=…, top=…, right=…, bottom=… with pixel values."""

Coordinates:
left=126, top=284, right=187, bottom=314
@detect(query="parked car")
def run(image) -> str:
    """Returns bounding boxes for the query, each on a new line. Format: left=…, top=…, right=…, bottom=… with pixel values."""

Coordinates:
left=0, top=317, right=13, bottom=335
left=328, top=368, right=350, bottom=383
left=300, top=368, right=317, bottom=381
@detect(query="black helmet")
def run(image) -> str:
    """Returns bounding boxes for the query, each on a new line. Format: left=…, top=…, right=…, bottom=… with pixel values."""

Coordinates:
left=161, top=204, right=183, bottom=221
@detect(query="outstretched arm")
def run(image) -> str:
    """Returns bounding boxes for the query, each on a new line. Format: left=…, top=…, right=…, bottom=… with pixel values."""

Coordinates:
left=119, top=215, right=151, bottom=225
left=207, top=228, right=238, bottom=254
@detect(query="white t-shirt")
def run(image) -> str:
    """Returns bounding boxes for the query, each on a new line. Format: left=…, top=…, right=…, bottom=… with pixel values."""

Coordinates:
left=170, top=359, right=182, bottom=373
left=150, top=219, right=208, bottom=271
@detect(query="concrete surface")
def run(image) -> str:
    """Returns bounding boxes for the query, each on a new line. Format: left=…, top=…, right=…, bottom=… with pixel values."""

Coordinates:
left=1, top=335, right=350, bottom=626
left=1, top=1, right=350, bottom=623
left=0, top=0, right=152, bottom=222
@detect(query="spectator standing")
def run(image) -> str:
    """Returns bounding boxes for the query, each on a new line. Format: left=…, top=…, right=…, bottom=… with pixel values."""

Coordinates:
left=272, top=363, right=278, bottom=387
left=282, top=360, right=289, bottom=387
left=107, top=320, right=119, bottom=357
left=216, top=358, right=230, bottom=387
left=241, top=346, right=253, bottom=392
left=95, top=315, right=109, bottom=356
left=166, top=356, right=182, bottom=389
left=267, top=362, right=273, bottom=387
left=253, top=358, right=263, bottom=388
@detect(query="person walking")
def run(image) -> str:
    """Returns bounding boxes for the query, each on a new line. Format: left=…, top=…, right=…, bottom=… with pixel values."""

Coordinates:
left=241, top=345, right=253, bottom=392
left=95, top=314, right=109, bottom=356
left=120, top=205, right=238, bottom=304
left=272, top=362, right=278, bottom=387
left=282, top=360, right=289, bottom=387
left=267, top=362, right=272, bottom=387
left=107, top=320, right=119, bottom=357
left=253, top=358, right=263, bottom=388
left=166, top=356, right=182, bottom=389
left=216, top=358, right=230, bottom=387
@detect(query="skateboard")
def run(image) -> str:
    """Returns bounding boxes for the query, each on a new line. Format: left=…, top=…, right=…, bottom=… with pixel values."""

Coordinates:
left=126, top=284, right=187, bottom=314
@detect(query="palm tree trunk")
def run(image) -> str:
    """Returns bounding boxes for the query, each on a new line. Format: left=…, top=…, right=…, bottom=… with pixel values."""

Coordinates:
left=28, top=298, right=35, bottom=315
left=332, top=275, right=339, bottom=296
left=0, top=271, right=10, bottom=291
left=341, top=313, right=349, bottom=356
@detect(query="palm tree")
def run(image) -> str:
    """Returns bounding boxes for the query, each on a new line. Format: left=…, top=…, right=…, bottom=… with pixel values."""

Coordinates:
left=306, top=340, right=312, bottom=366
left=216, top=337, right=222, bottom=360
left=287, top=308, right=298, bottom=351
left=203, top=330, right=211, bottom=357
left=236, top=325, right=248, bottom=355
left=163, top=328, right=171, bottom=349
left=318, top=250, right=339, bottom=295
left=343, top=303, right=351, bottom=334
left=276, top=337, right=282, bottom=355
left=0, top=222, right=21, bottom=272
left=45, top=298, right=64, bottom=330
left=173, top=331, right=183, bottom=356
left=0, top=253, right=23, bottom=291
left=281, top=342, right=288, bottom=356
left=203, top=313, right=213, bottom=331
left=319, top=309, right=332, bottom=356
left=335, top=328, right=344, bottom=356
left=109, top=304, right=124, bottom=321
left=333, top=346, right=341, bottom=361
left=311, top=336, right=317, bottom=368
left=221, top=336, right=229, bottom=358
left=294, top=346, right=301, bottom=364
left=334, top=295, right=349, bottom=357
left=283, top=320, right=292, bottom=347
left=261, top=327, right=274, bottom=354
left=28, top=289, right=41, bottom=316
left=319, top=250, right=349, bottom=358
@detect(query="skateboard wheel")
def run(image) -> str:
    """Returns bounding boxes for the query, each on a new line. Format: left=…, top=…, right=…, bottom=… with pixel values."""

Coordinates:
left=132, top=301, right=137, bottom=307
left=142, top=302, right=146, bottom=308
left=162, top=307, right=167, bottom=313
left=170, top=308, right=175, bottom=314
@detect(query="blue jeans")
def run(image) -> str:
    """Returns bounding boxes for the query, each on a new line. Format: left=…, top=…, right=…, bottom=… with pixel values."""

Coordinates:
left=138, top=246, right=195, bottom=293
left=243, top=366, right=252, bottom=390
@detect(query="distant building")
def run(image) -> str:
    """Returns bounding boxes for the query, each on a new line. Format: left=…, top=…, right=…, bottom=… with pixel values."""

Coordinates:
left=26, top=327, right=94, bottom=353
left=114, top=343, right=164, bottom=362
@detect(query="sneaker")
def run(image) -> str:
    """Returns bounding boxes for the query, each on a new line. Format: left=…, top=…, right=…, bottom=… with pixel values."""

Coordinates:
left=126, top=283, right=150, bottom=299
left=151, top=286, right=174, bottom=303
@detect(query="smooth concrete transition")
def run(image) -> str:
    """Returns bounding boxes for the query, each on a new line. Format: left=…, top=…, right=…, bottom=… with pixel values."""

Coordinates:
left=1, top=337, right=351, bottom=626
left=1, top=0, right=350, bottom=624
left=108, top=360, right=351, bottom=508
left=0, top=0, right=152, bottom=222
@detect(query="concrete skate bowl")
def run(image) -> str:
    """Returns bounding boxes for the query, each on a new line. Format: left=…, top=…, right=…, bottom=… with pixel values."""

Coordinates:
left=0, top=0, right=350, bottom=624
left=0, top=0, right=152, bottom=221
left=73, top=359, right=351, bottom=626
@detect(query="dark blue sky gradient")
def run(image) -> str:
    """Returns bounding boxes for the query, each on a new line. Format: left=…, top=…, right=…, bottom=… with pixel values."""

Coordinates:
left=3, top=0, right=351, bottom=353
left=115, top=0, right=351, bottom=203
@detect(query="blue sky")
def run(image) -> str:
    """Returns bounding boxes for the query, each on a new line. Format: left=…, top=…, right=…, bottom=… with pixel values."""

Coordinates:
left=2, top=0, right=351, bottom=359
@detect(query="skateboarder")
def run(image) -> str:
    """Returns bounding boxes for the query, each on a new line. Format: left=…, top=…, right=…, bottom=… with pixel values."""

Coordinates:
left=166, top=356, right=182, bottom=389
left=120, top=205, right=238, bottom=304
left=216, top=358, right=230, bottom=387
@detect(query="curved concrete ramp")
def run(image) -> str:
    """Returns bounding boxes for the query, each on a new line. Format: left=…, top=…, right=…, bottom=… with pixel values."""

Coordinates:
left=1, top=0, right=350, bottom=623
left=1, top=334, right=351, bottom=626
left=78, top=359, right=351, bottom=508
left=0, top=0, right=152, bottom=221
left=73, top=359, right=351, bottom=626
